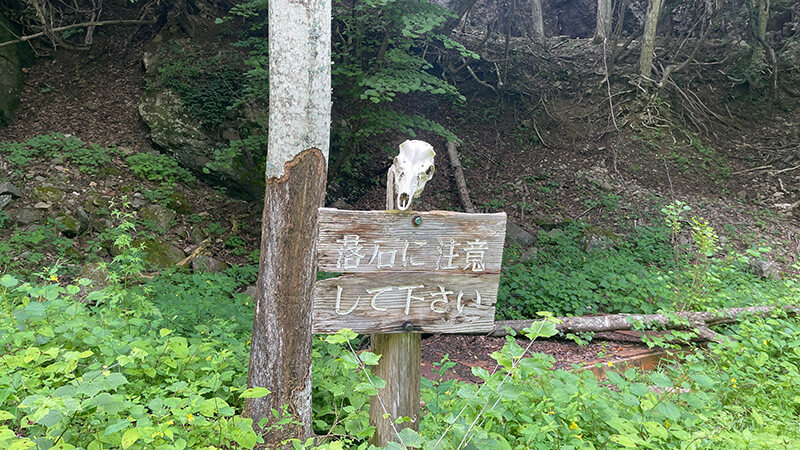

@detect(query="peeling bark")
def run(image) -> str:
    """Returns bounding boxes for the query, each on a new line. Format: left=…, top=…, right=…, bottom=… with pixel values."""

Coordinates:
left=244, top=149, right=327, bottom=442
left=244, top=0, right=331, bottom=443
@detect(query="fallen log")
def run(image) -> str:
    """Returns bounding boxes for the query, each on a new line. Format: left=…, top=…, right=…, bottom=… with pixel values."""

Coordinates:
left=490, top=305, right=800, bottom=342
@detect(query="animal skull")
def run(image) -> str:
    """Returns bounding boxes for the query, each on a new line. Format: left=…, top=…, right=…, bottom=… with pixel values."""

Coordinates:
left=389, top=140, right=435, bottom=210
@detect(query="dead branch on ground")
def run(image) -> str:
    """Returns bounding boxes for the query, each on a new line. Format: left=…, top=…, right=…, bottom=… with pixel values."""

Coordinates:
left=488, top=305, right=800, bottom=343
left=446, top=141, right=476, bottom=213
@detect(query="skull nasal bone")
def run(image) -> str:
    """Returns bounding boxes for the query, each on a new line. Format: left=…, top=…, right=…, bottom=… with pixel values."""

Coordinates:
left=398, top=193, right=411, bottom=210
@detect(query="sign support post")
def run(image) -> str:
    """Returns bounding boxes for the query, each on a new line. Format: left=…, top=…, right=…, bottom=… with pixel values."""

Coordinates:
left=311, top=141, right=506, bottom=446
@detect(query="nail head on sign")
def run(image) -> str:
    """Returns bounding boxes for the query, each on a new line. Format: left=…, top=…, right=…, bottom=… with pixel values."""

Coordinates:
left=403, top=322, right=414, bottom=332
left=412, top=216, right=423, bottom=226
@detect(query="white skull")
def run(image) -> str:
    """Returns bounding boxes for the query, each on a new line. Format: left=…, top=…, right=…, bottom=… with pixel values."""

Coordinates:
left=391, top=140, right=435, bottom=210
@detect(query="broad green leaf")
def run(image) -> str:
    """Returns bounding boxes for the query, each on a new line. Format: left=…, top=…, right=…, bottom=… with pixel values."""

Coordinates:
left=359, top=351, right=381, bottom=366
left=397, top=427, right=425, bottom=447
left=0, top=411, right=15, bottom=421
left=103, top=419, right=131, bottom=436
left=240, top=387, right=270, bottom=399
left=121, top=428, right=139, bottom=449
left=0, top=274, right=19, bottom=288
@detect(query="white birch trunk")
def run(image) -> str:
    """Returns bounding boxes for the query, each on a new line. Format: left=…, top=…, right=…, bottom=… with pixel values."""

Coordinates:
left=244, top=0, right=331, bottom=443
left=266, top=0, right=332, bottom=178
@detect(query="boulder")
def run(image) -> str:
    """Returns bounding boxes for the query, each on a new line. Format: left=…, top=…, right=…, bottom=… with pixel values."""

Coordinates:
left=78, top=262, right=110, bottom=293
left=581, top=226, right=622, bottom=253
left=140, top=204, right=176, bottom=230
left=0, top=181, right=22, bottom=211
left=11, top=208, right=43, bottom=226
left=133, top=237, right=185, bottom=268
left=53, top=212, right=88, bottom=238
left=167, top=191, right=192, bottom=214
left=191, top=254, right=226, bottom=273
left=749, top=260, right=779, bottom=279
left=31, top=186, right=65, bottom=203
left=138, top=87, right=264, bottom=199
left=505, top=222, right=536, bottom=248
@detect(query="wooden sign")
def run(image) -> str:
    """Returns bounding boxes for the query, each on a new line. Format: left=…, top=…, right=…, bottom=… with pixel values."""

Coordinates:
left=312, top=208, right=506, bottom=334
left=312, top=273, right=500, bottom=334
left=316, top=208, right=506, bottom=273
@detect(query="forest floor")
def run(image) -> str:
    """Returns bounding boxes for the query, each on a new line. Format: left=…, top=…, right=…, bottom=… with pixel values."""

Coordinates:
left=1, top=30, right=799, bottom=382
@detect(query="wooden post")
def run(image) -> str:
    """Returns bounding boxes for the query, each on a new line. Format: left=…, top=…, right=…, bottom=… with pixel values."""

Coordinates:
left=369, top=174, right=422, bottom=446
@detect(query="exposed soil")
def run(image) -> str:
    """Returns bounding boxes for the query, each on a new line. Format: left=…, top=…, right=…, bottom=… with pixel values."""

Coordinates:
left=2, top=25, right=798, bottom=382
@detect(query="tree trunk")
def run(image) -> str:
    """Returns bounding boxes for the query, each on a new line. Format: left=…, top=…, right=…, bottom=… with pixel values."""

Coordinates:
left=751, top=0, right=769, bottom=64
left=530, top=0, right=546, bottom=47
left=593, top=0, right=612, bottom=44
left=441, top=0, right=479, bottom=35
left=244, top=0, right=331, bottom=443
left=638, top=0, right=663, bottom=78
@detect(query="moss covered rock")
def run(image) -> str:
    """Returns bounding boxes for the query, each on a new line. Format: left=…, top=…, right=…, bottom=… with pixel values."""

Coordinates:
left=167, top=191, right=192, bottom=215
left=133, top=237, right=185, bottom=268
left=31, top=186, right=65, bottom=203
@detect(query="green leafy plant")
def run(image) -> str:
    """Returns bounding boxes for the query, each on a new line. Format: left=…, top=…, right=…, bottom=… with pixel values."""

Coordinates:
left=0, top=133, right=113, bottom=174
left=126, top=152, right=193, bottom=185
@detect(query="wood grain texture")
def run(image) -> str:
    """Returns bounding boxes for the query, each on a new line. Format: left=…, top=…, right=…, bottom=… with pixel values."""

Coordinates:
left=369, top=333, right=421, bottom=447
left=312, top=273, right=499, bottom=334
left=244, top=148, right=326, bottom=441
left=316, top=208, right=506, bottom=273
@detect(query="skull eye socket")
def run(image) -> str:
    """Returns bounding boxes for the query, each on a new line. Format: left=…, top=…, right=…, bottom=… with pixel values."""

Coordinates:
left=425, top=166, right=433, bottom=176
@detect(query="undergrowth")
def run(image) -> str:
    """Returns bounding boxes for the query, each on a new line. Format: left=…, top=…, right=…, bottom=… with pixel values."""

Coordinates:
left=1, top=133, right=114, bottom=175
left=498, top=205, right=795, bottom=319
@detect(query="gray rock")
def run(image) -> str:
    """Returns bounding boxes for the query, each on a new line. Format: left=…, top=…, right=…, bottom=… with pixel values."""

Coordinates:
left=0, top=182, right=22, bottom=198
left=0, top=195, right=12, bottom=211
left=33, top=202, right=51, bottom=209
left=581, top=227, right=621, bottom=254
left=30, top=186, right=65, bottom=203
left=506, top=222, right=536, bottom=248
left=173, top=225, right=187, bottom=238
left=750, top=260, right=779, bottom=279
left=519, top=247, right=539, bottom=264
left=132, top=237, right=185, bottom=268
left=167, top=191, right=192, bottom=215
left=53, top=212, right=87, bottom=238
left=11, top=208, right=43, bottom=226
left=78, top=262, right=110, bottom=293
left=330, top=198, right=353, bottom=209
left=131, top=197, right=148, bottom=209
left=191, top=254, right=226, bottom=273
left=138, top=85, right=265, bottom=199
left=140, top=204, right=176, bottom=230
left=244, top=285, right=258, bottom=300
left=189, top=226, right=205, bottom=244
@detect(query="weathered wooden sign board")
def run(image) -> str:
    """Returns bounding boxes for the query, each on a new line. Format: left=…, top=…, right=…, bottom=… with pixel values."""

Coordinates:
left=312, top=208, right=507, bottom=334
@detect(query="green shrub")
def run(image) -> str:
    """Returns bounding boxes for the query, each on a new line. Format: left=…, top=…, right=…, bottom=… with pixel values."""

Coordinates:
left=155, top=43, right=245, bottom=128
left=126, top=152, right=193, bottom=185
left=0, top=133, right=113, bottom=174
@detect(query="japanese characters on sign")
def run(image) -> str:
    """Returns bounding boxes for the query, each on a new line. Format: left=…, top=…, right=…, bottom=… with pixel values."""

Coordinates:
left=316, top=208, right=505, bottom=274
left=312, top=208, right=507, bottom=334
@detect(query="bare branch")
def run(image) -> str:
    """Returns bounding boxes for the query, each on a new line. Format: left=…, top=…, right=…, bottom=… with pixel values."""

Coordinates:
left=0, top=18, right=156, bottom=48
